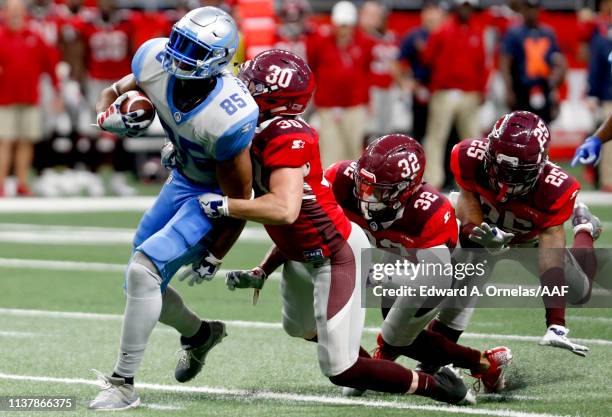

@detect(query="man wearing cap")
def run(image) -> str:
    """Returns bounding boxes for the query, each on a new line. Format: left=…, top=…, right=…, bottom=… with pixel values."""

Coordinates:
left=420, top=0, right=487, bottom=189
left=500, top=0, right=567, bottom=123
left=307, top=0, right=374, bottom=168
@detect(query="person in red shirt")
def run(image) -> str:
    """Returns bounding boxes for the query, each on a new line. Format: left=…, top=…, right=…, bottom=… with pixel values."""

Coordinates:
left=199, top=49, right=475, bottom=405
left=307, top=1, right=374, bottom=169
left=273, top=0, right=312, bottom=60
left=358, top=1, right=399, bottom=139
left=77, top=0, right=136, bottom=196
left=325, top=135, right=512, bottom=396
left=0, top=0, right=60, bottom=196
left=421, top=0, right=487, bottom=189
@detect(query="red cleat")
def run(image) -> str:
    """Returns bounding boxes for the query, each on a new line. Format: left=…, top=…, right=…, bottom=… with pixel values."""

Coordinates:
left=371, top=333, right=401, bottom=361
left=471, top=346, right=512, bottom=393
left=16, top=183, right=34, bottom=197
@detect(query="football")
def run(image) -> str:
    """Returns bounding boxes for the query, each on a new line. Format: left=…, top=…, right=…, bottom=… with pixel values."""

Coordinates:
left=120, top=90, right=156, bottom=125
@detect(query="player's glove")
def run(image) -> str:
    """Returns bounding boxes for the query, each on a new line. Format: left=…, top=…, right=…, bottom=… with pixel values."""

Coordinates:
left=161, top=141, right=177, bottom=170
left=199, top=193, right=229, bottom=218
left=571, top=136, right=602, bottom=166
left=96, top=91, right=152, bottom=137
left=225, top=267, right=267, bottom=291
left=469, top=222, right=514, bottom=253
left=177, top=250, right=222, bottom=286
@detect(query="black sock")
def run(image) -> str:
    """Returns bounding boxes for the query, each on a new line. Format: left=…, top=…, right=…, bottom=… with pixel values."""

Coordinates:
left=181, top=321, right=211, bottom=347
left=112, top=373, right=134, bottom=385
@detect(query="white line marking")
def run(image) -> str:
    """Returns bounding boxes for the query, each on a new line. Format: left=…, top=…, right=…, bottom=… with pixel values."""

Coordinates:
left=567, top=316, right=612, bottom=323
left=0, top=258, right=282, bottom=280
left=0, top=372, right=570, bottom=417
left=0, top=331, right=37, bottom=338
left=0, top=308, right=610, bottom=347
left=0, top=225, right=269, bottom=244
left=144, top=403, right=185, bottom=411
left=0, top=192, right=609, bottom=213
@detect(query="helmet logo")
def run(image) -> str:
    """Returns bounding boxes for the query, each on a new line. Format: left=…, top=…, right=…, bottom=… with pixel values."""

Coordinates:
left=496, top=153, right=519, bottom=166
left=359, top=168, right=376, bottom=182
left=490, top=114, right=511, bottom=139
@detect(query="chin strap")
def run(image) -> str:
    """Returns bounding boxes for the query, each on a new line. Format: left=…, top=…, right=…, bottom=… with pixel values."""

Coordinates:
left=495, top=183, right=509, bottom=202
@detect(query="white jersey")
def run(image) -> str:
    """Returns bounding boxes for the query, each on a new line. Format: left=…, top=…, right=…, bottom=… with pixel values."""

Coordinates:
left=131, top=38, right=259, bottom=185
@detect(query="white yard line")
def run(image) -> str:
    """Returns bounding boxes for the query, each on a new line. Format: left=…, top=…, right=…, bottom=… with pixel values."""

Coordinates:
left=0, top=258, right=282, bottom=280
left=0, top=192, right=610, bottom=214
left=0, top=330, right=37, bottom=338
left=0, top=372, right=570, bottom=417
left=0, top=225, right=269, bottom=244
left=0, top=307, right=611, bottom=347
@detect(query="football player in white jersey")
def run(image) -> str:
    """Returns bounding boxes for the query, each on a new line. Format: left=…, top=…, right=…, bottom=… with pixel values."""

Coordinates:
left=89, top=7, right=258, bottom=410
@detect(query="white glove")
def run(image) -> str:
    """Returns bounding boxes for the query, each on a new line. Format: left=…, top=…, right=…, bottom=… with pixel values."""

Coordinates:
left=161, top=142, right=177, bottom=169
left=96, top=91, right=152, bottom=137
left=177, top=251, right=222, bottom=286
left=199, top=193, right=229, bottom=218
left=539, top=325, right=589, bottom=357
left=469, top=222, right=514, bottom=253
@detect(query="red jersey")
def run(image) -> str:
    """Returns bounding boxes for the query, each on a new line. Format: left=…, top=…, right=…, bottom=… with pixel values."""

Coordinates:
left=451, top=138, right=580, bottom=245
left=79, top=12, right=133, bottom=80
left=251, top=117, right=352, bottom=262
left=0, top=27, right=57, bottom=105
left=422, top=16, right=487, bottom=94
left=306, top=27, right=374, bottom=107
left=367, top=31, right=399, bottom=89
left=325, top=160, right=457, bottom=250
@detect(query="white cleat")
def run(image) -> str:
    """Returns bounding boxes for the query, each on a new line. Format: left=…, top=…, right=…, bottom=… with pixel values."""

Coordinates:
left=572, top=202, right=602, bottom=240
left=539, top=325, right=589, bottom=357
left=88, top=370, right=140, bottom=411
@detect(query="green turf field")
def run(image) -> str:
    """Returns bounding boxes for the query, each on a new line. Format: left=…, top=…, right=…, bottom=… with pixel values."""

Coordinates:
left=0, top=203, right=611, bottom=417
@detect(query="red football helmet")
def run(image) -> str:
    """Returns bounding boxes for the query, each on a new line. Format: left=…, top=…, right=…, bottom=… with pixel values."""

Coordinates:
left=237, top=49, right=315, bottom=118
left=485, top=111, right=550, bottom=200
left=355, top=134, right=425, bottom=222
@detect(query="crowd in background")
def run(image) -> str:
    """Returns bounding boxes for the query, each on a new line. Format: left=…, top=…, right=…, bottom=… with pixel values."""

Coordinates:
left=0, top=0, right=610, bottom=197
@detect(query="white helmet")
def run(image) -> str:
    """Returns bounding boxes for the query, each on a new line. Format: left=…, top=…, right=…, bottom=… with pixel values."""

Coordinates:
left=163, top=6, right=238, bottom=79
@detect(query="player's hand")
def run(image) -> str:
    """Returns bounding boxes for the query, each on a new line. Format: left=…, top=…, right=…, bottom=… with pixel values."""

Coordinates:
left=96, top=91, right=152, bottom=137
left=225, top=267, right=267, bottom=291
left=571, top=136, right=602, bottom=166
left=199, top=193, right=229, bottom=218
left=469, top=222, right=514, bottom=252
left=161, top=142, right=177, bottom=170
left=177, top=250, right=222, bottom=286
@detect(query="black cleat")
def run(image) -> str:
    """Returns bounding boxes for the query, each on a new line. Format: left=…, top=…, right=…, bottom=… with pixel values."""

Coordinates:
left=175, top=321, right=227, bottom=383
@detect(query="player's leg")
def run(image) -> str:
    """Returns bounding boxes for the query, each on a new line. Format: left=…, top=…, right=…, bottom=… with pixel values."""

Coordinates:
left=137, top=196, right=226, bottom=382
left=317, top=224, right=474, bottom=404
left=280, top=260, right=317, bottom=340
left=89, top=251, right=160, bottom=411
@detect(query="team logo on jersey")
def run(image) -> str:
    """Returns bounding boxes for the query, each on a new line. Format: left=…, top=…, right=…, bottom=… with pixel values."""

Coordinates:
left=292, top=139, right=305, bottom=149
left=174, top=112, right=182, bottom=122
left=242, top=123, right=253, bottom=133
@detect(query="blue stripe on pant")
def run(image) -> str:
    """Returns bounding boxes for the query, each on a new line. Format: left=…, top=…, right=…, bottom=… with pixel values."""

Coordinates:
left=133, top=169, right=220, bottom=290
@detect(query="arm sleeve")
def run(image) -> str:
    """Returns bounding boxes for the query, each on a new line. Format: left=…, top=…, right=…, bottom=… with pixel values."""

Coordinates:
left=214, top=109, right=259, bottom=161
